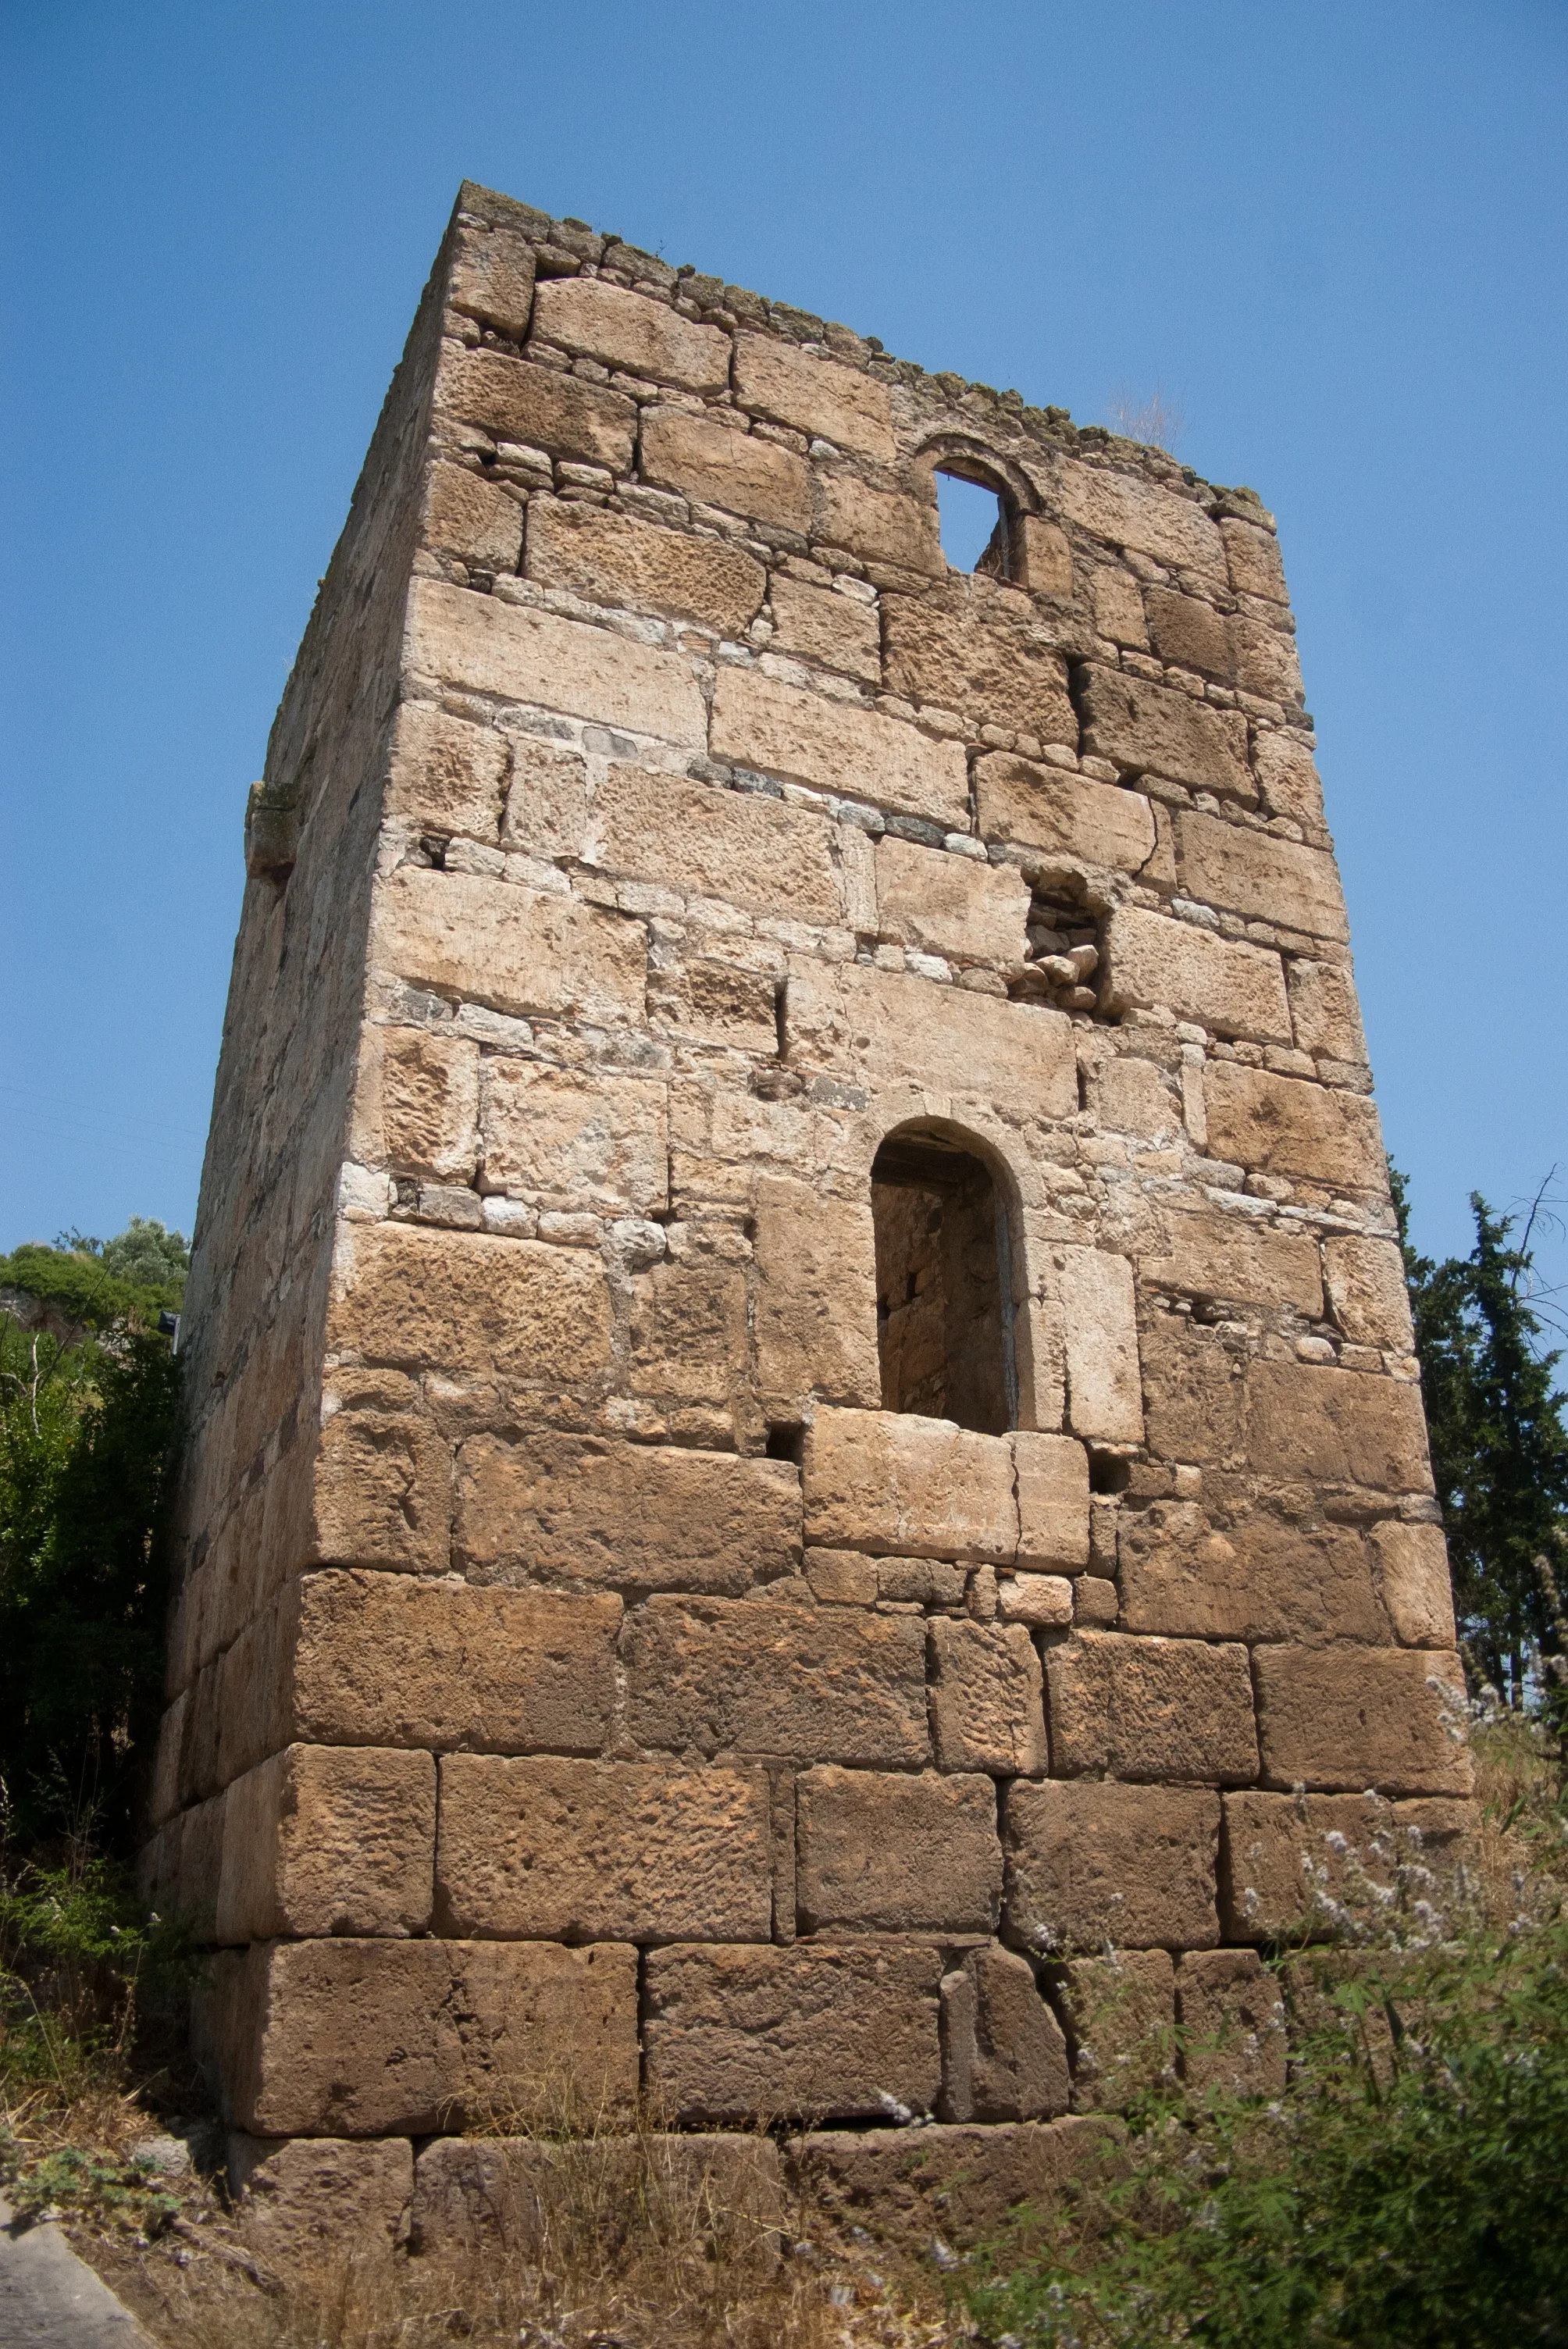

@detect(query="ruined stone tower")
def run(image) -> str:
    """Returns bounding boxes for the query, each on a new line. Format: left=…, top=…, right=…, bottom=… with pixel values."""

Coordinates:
left=143, top=182, right=1472, bottom=2245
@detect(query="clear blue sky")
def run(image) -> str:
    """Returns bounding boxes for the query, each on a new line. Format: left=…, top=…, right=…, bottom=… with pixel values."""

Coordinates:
left=3, top=0, right=1566, bottom=1314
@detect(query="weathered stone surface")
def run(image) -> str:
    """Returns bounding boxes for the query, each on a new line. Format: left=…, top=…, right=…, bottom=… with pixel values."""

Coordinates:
left=372, top=867, right=645, bottom=1023
left=1370, top=1520, right=1457, bottom=1647
left=625, top=1595, right=929, bottom=1764
left=767, top=573, right=880, bottom=680
left=882, top=593, right=1077, bottom=744
left=1203, top=1063, right=1386, bottom=1190
left=1101, top=906, right=1290, bottom=1043
left=786, top=961, right=1077, bottom=1121
left=499, top=731, right=592, bottom=859
left=422, top=462, right=524, bottom=569
left=201, top=1937, right=638, bottom=2136
left=216, top=1745, right=436, bottom=1943
left=710, top=668, right=968, bottom=829
left=435, top=1754, right=772, bottom=1941
left=1253, top=1645, right=1470, bottom=1794
left=367, top=1026, right=479, bottom=1181
left=229, top=2133, right=412, bottom=2272
left=974, top=754, right=1157, bottom=872
left=1053, top=1246, right=1143, bottom=1445
left=929, top=1619, right=1047, bottom=1775
left=628, top=1249, right=750, bottom=1413
left=1178, top=809, right=1347, bottom=942
left=1055, top=462, right=1225, bottom=578
left=1139, top=1310, right=1245, bottom=1467
left=411, top=2131, right=783, bottom=2265
left=641, top=407, right=811, bottom=531
left=795, top=1766, right=1000, bottom=1934
left=1231, top=612, right=1303, bottom=703
left=789, top=2116, right=1118, bottom=2251
left=1220, top=516, right=1287, bottom=603
left=1093, top=1054, right=1179, bottom=1137
left=1177, top=1949, right=1287, bottom=2094
left=752, top=1174, right=882, bottom=1413
left=1220, top=1789, right=1477, bottom=1941
left=1006, top=1780, right=1221, bottom=1951
left=732, top=333, right=893, bottom=460
left=454, top=1434, right=800, bottom=1597
left=1324, top=1235, right=1413, bottom=1349
left=1076, top=666, right=1252, bottom=800
left=997, top=1571, right=1074, bottom=1627
left=941, top=1944, right=1070, bottom=2122
left=1141, top=1205, right=1324, bottom=1315
left=1145, top=587, right=1232, bottom=679
left=406, top=579, right=707, bottom=743
left=526, top=497, right=764, bottom=636
left=310, top=1410, right=451, bottom=1574
left=1254, top=731, right=1326, bottom=825
left=386, top=700, right=509, bottom=840
left=448, top=220, right=536, bottom=339
left=330, top=1221, right=612, bottom=1385
left=814, top=473, right=943, bottom=575
left=591, top=761, right=842, bottom=919
left=1014, top=1433, right=1092, bottom=1571
left=1057, top=1949, right=1174, bottom=2111
left=1117, top=1499, right=1382, bottom=1645
left=532, top=278, right=730, bottom=390
left=440, top=350, right=636, bottom=469
left=480, top=1058, right=667, bottom=1212
left=643, top=1941, right=943, bottom=2122
left=290, top=1570, right=621, bottom=1754
left=1046, top=1630, right=1258, bottom=1784
left=1288, top=957, right=1367, bottom=1064
left=1247, top=1361, right=1433, bottom=1492
left=874, top=832, right=1030, bottom=965
left=803, top=1406, right=1017, bottom=1560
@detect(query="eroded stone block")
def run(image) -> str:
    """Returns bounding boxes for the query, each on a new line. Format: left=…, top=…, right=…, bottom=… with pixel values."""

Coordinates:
left=795, top=1766, right=1000, bottom=1934
left=710, top=668, right=968, bottom=829
left=734, top=333, right=894, bottom=462
left=532, top=278, right=730, bottom=390
left=1253, top=1645, right=1470, bottom=1795
left=216, top=1745, right=436, bottom=1943
left=1005, top=1780, right=1221, bottom=1950
left=1046, top=1630, right=1258, bottom=1784
left=1101, top=906, right=1290, bottom=1043
left=941, top=1943, right=1070, bottom=2122
left=526, top=497, right=764, bottom=636
left=803, top=1406, right=1017, bottom=1560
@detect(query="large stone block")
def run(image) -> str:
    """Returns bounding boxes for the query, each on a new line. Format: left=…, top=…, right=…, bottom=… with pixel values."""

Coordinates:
left=1144, top=587, right=1232, bottom=679
left=1287, top=957, right=1367, bottom=1064
left=795, top=1766, right=1000, bottom=1934
left=874, top=833, right=1031, bottom=964
left=1370, top=1520, right=1456, bottom=1647
left=228, top=2133, right=412, bottom=2275
left=881, top=593, right=1078, bottom=745
left=625, top=1594, right=929, bottom=1764
left=366, top=1025, right=479, bottom=1181
left=1076, top=666, right=1252, bottom=800
left=974, top=754, right=1158, bottom=872
left=422, top=461, right=524, bottom=570
left=1246, top=1360, right=1433, bottom=1493
left=814, top=473, right=944, bottom=575
left=500, top=732, right=593, bottom=860
left=216, top=1745, right=436, bottom=1943
left=1005, top=1779, right=1221, bottom=1951
left=1203, top=1063, right=1386, bottom=1190
left=1054, top=462, right=1225, bottom=579
left=531, top=277, right=730, bottom=390
left=435, top=1753, right=772, bottom=1941
left=788, top=2116, right=1117, bottom=2251
left=1219, top=516, right=1287, bottom=603
left=1178, top=809, right=1348, bottom=942
left=202, top=1937, right=637, bottom=2136
left=447, top=219, right=536, bottom=340
left=371, top=867, right=645, bottom=1023
left=629, top=1249, right=749, bottom=1412
left=929, top=1619, right=1047, bottom=1775
left=1014, top=1431, right=1092, bottom=1570
left=1056, top=1949, right=1174, bottom=2112
left=733, top=333, right=895, bottom=462
left=479, top=1059, right=668, bottom=1211
left=785, top=961, right=1078, bottom=1120
left=1231, top=612, right=1303, bottom=704
left=1046, top=1630, right=1259, bottom=1784
left=1176, top=1949, right=1287, bottom=2095
left=802, top=1406, right=1017, bottom=1560
left=1220, top=1788, right=1477, bottom=1941
left=1253, top=1645, right=1470, bottom=1794
left=440, top=350, right=636, bottom=470
left=405, top=577, right=707, bottom=743
left=710, top=668, right=968, bottom=829
left=330, top=1221, right=612, bottom=1386
left=1117, top=1498, right=1383, bottom=1645
left=590, top=761, right=841, bottom=921
left=526, top=497, right=764, bottom=636
left=641, top=406, right=811, bottom=531
left=1324, top=1235, right=1413, bottom=1349
left=1140, top=1205, right=1324, bottom=1316
left=941, top=1943, right=1070, bottom=2122
left=751, top=1174, right=882, bottom=1414
left=310, top=1410, right=451, bottom=1574
left=410, top=2131, right=783, bottom=2266
left=454, top=1434, right=800, bottom=1597
left=386, top=700, right=509, bottom=840
left=1053, top=1246, right=1143, bottom=1444
left=1139, top=1310, right=1246, bottom=1466
left=1100, top=906, right=1290, bottom=1043
left=643, top=1941, right=943, bottom=2122
left=767, top=573, right=881, bottom=681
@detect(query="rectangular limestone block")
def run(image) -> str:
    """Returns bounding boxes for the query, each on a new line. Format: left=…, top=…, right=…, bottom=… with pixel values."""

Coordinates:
left=795, top=1765, right=1001, bottom=1934
left=1093, top=1054, right=1180, bottom=1139
left=1145, top=586, right=1233, bottom=680
left=1254, top=731, right=1326, bottom=827
left=1220, top=1789, right=1477, bottom=1941
left=881, top=594, right=1078, bottom=746
left=1046, top=1630, right=1259, bottom=1784
left=643, top=1941, right=943, bottom=2123
left=1100, top=906, right=1289, bottom=1043
left=1005, top=1780, right=1221, bottom=1951
left=330, top=1221, right=612, bottom=1387
left=767, top=574, right=881, bottom=682
left=479, top=1059, right=668, bottom=1212
left=1231, top=612, right=1303, bottom=704
left=216, top=1746, right=436, bottom=1944
left=228, top=2133, right=413, bottom=2275
left=526, top=498, right=764, bottom=637
left=500, top=733, right=593, bottom=860
left=1254, top=1645, right=1470, bottom=1795
left=785, top=961, right=1077, bottom=1121
left=447, top=219, right=536, bottom=339
left=1324, top=1235, right=1413, bottom=1349
left=974, top=754, right=1157, bottom=872
left=1116, top=1497, right=1383, bottom=1645
left=1176, top=1949, right=1287, bottom=2096
left=1203, top=1063, right=1386, bottom=1190
left=873, top=834, right=1030, bottom=965
left=439, top=349, right=636, bottom=471
left=201, top=1937, right=637, bottom=2136
left=788, top=2116, right=1116, bottom=2252
left=371, top=867, right=645, bottom=1024
left=733, top=333, right=895, bottom=462
left=531, top=277, right=730, bottom=390
left=435, top=1753, right=772, bottom=1941
left=1056, top=1949, right=1174, bottom=2112
left=1053, top=1246, right=1143, bottom=1444
left=289, top=1570, right=620, bottom=1755
left=176, top=1793, right=226, bottom=1942
left=1054, top=462, right=1226, bottom=579
left=1013, top=1431, right=1091, bottom=1570
left=1370, top=1520, right=1457, bottom=1647
left=1075, top=667, right=1253, bottom=801
left=405, top=578, right=706, bottom=744
left=751, top=1174, right=882, bottom=1415
left=929, top=1618, right=1047, bottom=1776
left=589, top=761, right=842, bottom=921
left=803, top=1406, right=1018, bottom=1561
left=1139, top=1205, right=1324, bottom=1316
left=309, top=1410, right=452, bottom=1574
left=422, top=461, right=524, bottom=570
left=940, top=1943, right=1071, bottom=2123
left=814, top=472, right=944, bottom=576
left=454, top=1433, right=801, bottom=1598
left=1220, top=515, right=1288, bottom=603
left=1177, top=809, right=1347, bottom=943
left=1246, top=1360, right=1433, bottom=1493
left=386, top=701, right=509, bottom=841
left=361, top=1025, right=480, bottom=1182
left=710, top=668, right=968, bottom=830
left=410, top=2131, right=783, bottom=2266
left=625, top=1594, right=929, bottom=1764
left=641, top=406, right=811, bottom=532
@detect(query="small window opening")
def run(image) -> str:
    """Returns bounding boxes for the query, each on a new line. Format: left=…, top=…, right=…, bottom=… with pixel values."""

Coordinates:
left=935, top=469, right=1010, bottom=577
left=872, top=1130, right=1017, bottom=1435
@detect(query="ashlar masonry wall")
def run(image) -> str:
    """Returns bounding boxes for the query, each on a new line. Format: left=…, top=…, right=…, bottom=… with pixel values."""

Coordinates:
left=143, top=180, right=1473, bottom=2247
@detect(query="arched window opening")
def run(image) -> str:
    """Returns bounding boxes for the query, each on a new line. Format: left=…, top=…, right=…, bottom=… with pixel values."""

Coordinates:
left=935, top=465, right=1011, bottom=579
left=871, top=1130, right=1017, bottom=1435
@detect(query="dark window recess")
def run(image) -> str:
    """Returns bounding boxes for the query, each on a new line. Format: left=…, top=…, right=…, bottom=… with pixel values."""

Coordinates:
left=871, top=1129, right=1017, bottom=1436
left=935, top=469, right=1010, bottom=577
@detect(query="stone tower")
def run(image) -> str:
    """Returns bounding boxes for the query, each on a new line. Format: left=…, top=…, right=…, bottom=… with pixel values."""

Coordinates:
left=143, top=182, right=1472, bottom=2244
